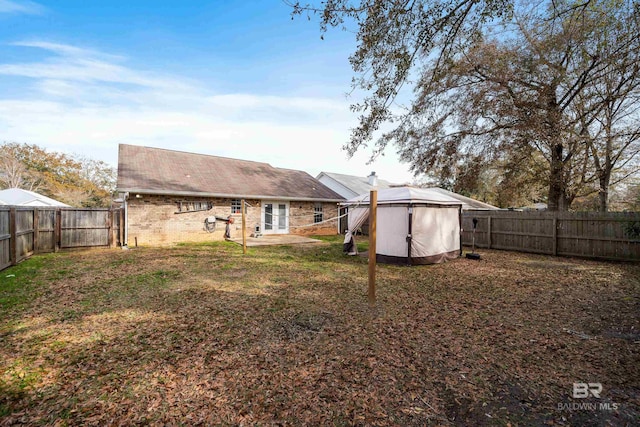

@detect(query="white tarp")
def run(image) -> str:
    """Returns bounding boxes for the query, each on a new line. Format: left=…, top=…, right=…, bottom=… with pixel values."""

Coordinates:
left=343, top=206, right=369, bottom=255
left=411, top=206, right=460, bottom=259
left=377, top=206, right=409, bottom=257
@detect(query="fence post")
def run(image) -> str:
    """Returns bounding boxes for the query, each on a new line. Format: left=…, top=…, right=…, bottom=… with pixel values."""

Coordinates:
left=108, top=209, right=114, bottom=248
left=55, top=209, right=62, bottom=252
left=487, top=215, right=492, bottom=249
left=33, top=209, right=39, bottom=254
left=9, top=208, right=16, bottom=265
left=552, top=215, right=558, bottom=256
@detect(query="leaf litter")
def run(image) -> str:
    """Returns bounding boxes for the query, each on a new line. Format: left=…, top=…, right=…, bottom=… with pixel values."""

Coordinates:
left=0, top=240, right=638, bottom=426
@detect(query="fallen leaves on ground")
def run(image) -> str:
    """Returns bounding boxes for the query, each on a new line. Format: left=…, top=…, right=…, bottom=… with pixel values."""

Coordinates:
left=0, top=239, right=638, bottom=426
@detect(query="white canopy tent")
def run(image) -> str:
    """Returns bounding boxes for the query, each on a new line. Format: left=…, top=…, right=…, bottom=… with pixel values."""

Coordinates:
left=342, top=187, right=463, bottom=265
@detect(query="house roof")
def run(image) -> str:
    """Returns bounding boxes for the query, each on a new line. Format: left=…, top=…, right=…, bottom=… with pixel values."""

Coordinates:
left=117, top=144, right=344, bottom=202
left=518, top=202, right=547, bottom=211
left=0, top=188, right=70, bottom=207
left=316, top=171, right=400, bottom=198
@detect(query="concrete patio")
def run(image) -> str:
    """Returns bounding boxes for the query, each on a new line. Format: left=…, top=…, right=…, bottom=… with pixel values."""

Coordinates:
left=227, top=234, right=325, bottom=247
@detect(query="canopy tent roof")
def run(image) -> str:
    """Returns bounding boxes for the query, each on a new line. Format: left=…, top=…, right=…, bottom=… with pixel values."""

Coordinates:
left=342, top=186, right=464, bottom=206
left=316, top=171, right=398, bottom=198
left=425, top=187, right=498, bottom=210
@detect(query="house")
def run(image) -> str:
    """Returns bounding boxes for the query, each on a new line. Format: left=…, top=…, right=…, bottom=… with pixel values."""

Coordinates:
left=116, top=144, right=344, bottom=246
left=0, top=188, right=70, bottom=207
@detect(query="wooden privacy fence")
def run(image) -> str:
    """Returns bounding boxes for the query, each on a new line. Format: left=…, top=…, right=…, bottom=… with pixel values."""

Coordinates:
left=0, top=207, right=122, bottom=271
left=461, top=210, right=640, bottom=261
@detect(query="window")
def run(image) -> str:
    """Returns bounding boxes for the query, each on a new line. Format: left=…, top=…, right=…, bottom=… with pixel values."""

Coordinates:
left=231, top=199, right=243, bottom=214
left=314, top=203, right=323, bottom=223
left=175, top=200, right=213, bottom=213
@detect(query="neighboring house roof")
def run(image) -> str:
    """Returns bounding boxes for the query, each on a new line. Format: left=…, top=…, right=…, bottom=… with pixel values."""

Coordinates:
left=518, top=202, right=548, bottom=211
left=117, top=144, right=344, bottom=202
left=316, top=171, right=400, bottom=199
left=425, top=187, right=499, bottom=210
left=0, top=188, right=70, bottom=207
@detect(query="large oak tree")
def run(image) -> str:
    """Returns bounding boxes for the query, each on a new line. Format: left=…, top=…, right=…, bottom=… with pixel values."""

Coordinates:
left=290, top=0, right=640, bottom=210
left=0, top=142, right=116, bottom=207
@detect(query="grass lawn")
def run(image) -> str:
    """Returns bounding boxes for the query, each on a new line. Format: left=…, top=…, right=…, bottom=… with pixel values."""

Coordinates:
left=0, top=236, right=638, bottom=426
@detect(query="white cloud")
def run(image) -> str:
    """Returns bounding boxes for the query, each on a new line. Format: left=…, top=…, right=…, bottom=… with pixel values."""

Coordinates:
left=2, top=41, right=196, bottom=93
left=0, top=0, right=44, bottom=14
left=0, top=41, right=417, bottom=183
left=11, top=41, right=121, bottom=59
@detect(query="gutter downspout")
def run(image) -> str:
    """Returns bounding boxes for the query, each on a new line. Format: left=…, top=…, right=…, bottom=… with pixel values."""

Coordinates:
left=123, top=192, right=129, bottom=249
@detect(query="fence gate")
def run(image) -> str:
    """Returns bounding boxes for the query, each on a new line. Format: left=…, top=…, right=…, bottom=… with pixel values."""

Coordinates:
left=60, top=209, right=112, bottom=249
left=36, top=209, right=57, bottom=253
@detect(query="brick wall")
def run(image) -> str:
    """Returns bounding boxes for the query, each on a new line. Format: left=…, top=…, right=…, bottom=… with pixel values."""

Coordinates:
left=126, top=195, right=338, bottom=246
left=289, top=201, right=339, bottom=236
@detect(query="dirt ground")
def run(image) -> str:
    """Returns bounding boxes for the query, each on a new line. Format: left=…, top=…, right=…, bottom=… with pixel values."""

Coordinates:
left=0, top=238, right=638, bottom=426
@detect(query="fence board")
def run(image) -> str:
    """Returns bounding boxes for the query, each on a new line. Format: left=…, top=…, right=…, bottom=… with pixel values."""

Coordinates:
left=36, top=209, right=56, bottom=252
left=462, top=210, right=640, bottom=261
left=15, top=209, right=35, bottom=262
left=0, top=209, right=10, bottom=270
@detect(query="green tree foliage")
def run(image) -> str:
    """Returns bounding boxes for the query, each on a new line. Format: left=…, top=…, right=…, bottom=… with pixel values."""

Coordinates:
left=0, top=142, right=116, bottom=207
left=290, top=0, right=640, bottom=211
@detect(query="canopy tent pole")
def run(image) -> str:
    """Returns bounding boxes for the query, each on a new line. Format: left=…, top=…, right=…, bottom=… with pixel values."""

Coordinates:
left=458, top=205, right=462, bottom=256
left=407, top=205, right=413, bottom=265
left=368, top=190, right=377, bottom=307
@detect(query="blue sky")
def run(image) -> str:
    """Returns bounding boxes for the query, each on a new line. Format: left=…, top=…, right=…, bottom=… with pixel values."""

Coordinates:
left=0, top=0, right=416, bottom=183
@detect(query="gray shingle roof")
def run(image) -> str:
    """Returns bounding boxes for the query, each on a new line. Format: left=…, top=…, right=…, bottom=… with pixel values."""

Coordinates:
left=117, top=144, right=344, bottom=201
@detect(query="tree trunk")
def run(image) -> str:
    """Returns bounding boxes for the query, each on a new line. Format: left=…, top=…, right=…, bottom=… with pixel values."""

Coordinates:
left=544, top=85, right=569, bottom=212
left=598, top=170, right=611, bottom=212
left=548, top=143, right=567, bottom=211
